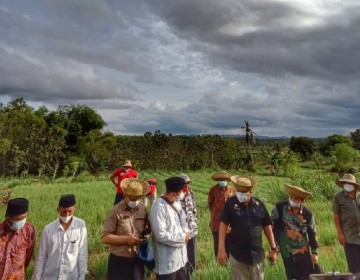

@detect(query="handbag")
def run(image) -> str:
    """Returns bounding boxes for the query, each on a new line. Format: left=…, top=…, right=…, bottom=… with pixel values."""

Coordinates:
left=138, top=240, right=155, bottom=270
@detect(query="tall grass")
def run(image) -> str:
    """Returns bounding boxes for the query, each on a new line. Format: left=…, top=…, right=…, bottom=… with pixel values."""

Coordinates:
left=0, top=170, right=349, bottom=279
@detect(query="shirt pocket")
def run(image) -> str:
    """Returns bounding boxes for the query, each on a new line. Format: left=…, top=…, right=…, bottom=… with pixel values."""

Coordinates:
left=134, top=217, right=146, bottom=235
left=118, top=216, right=132, bottom=234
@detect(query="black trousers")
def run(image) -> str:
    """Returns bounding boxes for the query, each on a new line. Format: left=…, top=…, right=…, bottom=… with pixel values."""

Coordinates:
left=107, top=254, right=145, bottom=280
left=282, top=252, right=312, bottom=280
left=157, top=264, right=189, bottom=280
left=344, top=243, right=360, bottom=273
left=212, top=231, right=230, bottom=258
left=187, top=236, right=196, bottom=274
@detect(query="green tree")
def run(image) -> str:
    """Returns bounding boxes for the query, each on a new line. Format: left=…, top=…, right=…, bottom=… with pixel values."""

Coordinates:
left=319, top=134, right=353, bottom=155
left=289, top=136, right=317, bottom=160
left=331, top=143, right=359, bottom=173
left=350, top=129, right=360, bottom=150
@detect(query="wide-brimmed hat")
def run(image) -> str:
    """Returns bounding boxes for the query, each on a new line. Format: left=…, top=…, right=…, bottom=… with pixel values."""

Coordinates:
left=336, top=173, right=360, bottom=189
left=285, top=184, right=311, bottom=199
left=121, top=178, right=150, bottom=197
left=211, top=171, right=231, bottom=181
left=122, top=160, right=133, bottom=168
left=230, top=175, right=256, bottom=192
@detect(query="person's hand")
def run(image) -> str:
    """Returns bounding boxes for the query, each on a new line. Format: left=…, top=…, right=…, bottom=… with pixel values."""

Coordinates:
left=126, top=234, right=142, bottom=246
left=217, top=249, right=228, bottom=267
left=338, top=233, right=345, bottom=246
left=311, top=254, right=318, bottom=264
left=185, top=232, right=190, bottom=243
left=226, top=226, right=231, bottom=234
left=268, top=250, right=278, bottom=265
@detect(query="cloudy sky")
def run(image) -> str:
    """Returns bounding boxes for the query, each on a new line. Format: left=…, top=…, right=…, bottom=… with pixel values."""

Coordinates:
left=1, top=0, right=359, bottom=137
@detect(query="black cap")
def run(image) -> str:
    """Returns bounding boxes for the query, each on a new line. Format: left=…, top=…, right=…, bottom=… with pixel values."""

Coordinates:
left=165, top=177, right=185, bottom=193
left=59, top=194, right=76, bottom=208
left=5, top=198, right=29, bottom=217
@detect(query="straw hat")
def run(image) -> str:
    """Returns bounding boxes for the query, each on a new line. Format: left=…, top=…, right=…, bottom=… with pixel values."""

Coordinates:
left=336, top=173, right=360, bottom=189
left=121, top=178, right=150, bottom=197
left=230, top=175, right=256, bottom=192
left=122, top=160, right=133, bottom=168
left=285, top=184, right=311, bottom=199
left=211, top=171, right=231, bottom=181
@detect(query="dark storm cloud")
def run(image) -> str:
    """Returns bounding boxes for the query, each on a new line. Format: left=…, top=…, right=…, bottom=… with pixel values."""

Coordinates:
left=149, top=0, right=360, bottom=82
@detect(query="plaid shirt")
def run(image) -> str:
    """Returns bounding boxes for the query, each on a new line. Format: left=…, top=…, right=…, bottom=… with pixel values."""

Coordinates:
left=180, top=190, right=198, bottom=238
left=208, top=184, right=235, bottom=231
left=0, top=221, right=35, bottom=280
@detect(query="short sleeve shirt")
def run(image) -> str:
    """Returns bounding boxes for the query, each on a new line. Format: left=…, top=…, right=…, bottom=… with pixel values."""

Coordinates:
left=112, top=168, right=138, bottom=193
left=102, top=201, right=148, bottom=257
left=220, top=196, right=272, bottom=265
left=332, top=190, right=360, bottom=245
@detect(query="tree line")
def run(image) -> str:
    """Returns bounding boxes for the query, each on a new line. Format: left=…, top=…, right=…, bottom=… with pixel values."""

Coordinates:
left=0, top=98, right=359, bottom=178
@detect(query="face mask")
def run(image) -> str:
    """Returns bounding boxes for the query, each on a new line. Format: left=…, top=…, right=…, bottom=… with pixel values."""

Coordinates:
left=127, top=200, right=140, bottom=209
left=11, top=217, right=26, bottom=231
left=343, top=183, right=355, bottom=192
left=60, top=215, right=73, bottom=224
left=218, top=181, right=228, bottom=188
left=236, top=192, right=248, bottom=203
left=177, top=192, right=185, bottom=201
left=289, top=199, right=301, bottom=208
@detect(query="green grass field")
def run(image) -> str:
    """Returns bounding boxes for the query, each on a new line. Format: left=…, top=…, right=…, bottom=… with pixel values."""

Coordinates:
left=0, top=170, right=349, bottom=279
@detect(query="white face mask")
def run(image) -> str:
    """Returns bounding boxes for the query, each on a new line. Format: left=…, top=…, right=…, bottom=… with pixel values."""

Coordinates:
left=236, top=192, right=248, bottom=203
left=60, top=215, right=73, bottom=224
left=177, top=192, right=185, bottom=201
left=343, top=183, right=355, bottom=192
left=289, top=199, right=301, bottom=208
left=127, top=200, right=140, bottom=209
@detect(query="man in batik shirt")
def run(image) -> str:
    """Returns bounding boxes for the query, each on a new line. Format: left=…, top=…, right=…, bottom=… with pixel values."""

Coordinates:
left=0, top=198, right=35, bottom=279
left=179, top=173, right=198, bottom=274
left=208, top=171, right=234, bottom=258
left=271, top=184, right=319, bottom=280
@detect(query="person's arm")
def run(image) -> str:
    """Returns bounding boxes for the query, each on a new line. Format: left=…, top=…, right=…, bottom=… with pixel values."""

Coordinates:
left=217, top=221, right=228, bottom=266
left=110, top=173, right=118, bottom=188
left=32, top=227, right=47, bottom=280
left=307, top=214, right=319, bottom=264
left=77, top=223, right=88, bottom=280
left=25, top=224, right=35, bottom=268
left=334, top=213, right=345, bottom=246
left=332, top=194, right=345, bottom=246
left=150, top=203, right=186, bottom=246
left=264, top=225, right=277, bottom=249
left=208, top=188, right=214, bottom=210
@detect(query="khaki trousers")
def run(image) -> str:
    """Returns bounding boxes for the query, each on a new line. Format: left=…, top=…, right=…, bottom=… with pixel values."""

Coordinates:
left=229, top=255, right=264, bottom=280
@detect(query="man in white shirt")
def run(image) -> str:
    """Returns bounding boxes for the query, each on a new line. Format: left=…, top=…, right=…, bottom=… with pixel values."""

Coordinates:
left=32, top=194, right=88, bottom=280
left=150, top=176, right=190, bottom=280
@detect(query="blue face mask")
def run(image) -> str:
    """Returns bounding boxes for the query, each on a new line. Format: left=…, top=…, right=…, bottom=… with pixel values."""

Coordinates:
left=218, top=181, right=228, bottom=188
left=11, top=217, right=27, bottom=231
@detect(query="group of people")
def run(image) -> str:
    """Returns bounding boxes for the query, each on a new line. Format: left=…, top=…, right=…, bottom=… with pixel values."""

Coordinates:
left=0, top=159, right=359, bottom=280
left=0, top=194, right=87, bottom=280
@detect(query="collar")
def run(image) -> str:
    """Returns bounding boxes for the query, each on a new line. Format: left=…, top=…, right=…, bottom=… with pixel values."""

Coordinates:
left=0, top=220, right=21, bottom=235
left=287, top=200, right=303, bottom=214
left=57, top=218, right=74, bottom=230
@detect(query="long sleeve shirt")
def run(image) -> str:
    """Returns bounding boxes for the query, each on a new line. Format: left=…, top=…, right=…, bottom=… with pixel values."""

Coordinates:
left=32, top=217, right=88, bottom=280
left=180, top=190, right=198, bottom=238
left=0, top=222, right=35, bottom=280
left=150, top=197, right=188, bottom=275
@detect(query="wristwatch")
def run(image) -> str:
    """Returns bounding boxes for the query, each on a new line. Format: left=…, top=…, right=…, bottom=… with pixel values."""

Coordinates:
left=271, top=246, right=279, bottom=253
